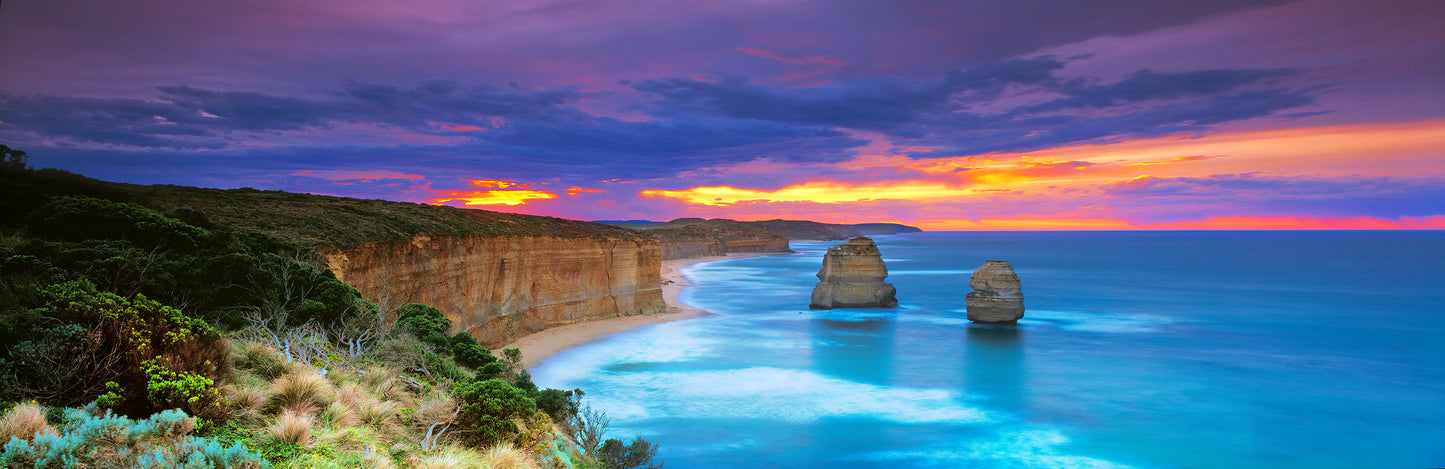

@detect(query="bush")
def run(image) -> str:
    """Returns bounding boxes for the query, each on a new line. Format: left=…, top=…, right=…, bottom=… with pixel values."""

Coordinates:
left=454, top=379, right=536, bottom=446
left=0, top=403, right=53, bottom=442
left=597, top=436, right=662, bottom=469
left=0, top=408, right=265, bottom=468
left=4, top=280, right=228, bottom=418
left=395, top=303, right=451, bottom=352
left=535, top=388, right=582, bottom=424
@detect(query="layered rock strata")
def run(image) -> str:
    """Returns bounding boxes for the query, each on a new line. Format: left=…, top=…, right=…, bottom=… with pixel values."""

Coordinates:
left=809, top=237, right=898, bottom=309
left=965, top=260, right=1025, bottom=324
left=324, top=234, right=666, bottom=347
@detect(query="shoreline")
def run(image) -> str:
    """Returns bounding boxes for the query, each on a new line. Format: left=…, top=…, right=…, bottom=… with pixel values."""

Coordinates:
left=502, top=251, right=784, bottom=369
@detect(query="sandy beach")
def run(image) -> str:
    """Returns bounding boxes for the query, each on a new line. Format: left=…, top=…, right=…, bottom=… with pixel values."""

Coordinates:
left=502, top=252, right=782, bottom=369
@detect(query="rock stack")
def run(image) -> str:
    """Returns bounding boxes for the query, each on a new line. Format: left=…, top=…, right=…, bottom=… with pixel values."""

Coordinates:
left=965, top=260, right=1024, bottom=324
left=809, top=237, right=898, bottom=309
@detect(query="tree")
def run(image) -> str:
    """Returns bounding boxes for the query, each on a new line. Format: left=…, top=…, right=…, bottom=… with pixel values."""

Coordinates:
left=0, top=144, right=30, bottom=171
left=598, top=436, right=662, bottom=469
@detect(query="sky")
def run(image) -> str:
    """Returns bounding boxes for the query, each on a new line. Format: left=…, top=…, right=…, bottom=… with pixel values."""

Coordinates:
left=2, top=0, right=1443, bottom=230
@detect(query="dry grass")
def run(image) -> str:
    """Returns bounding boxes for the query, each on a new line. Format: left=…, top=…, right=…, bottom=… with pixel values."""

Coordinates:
left=1, top=403, right=54, bottom=441
left=234, top=341, right=292, bottom=380
left=222, top=384, right=268, bottom=422
left=478, top=444, right=536, bottom=469
left=266, top=410, right=315, bottom=447
left=319, top=402, right=357, bottom=429
left=356, top=399, right=400, bottom=427
left=412, top=397, right=458, bottom=433
left=268, top=370, right=334, bottom=415
left=335, top=382, right=365, bottom=408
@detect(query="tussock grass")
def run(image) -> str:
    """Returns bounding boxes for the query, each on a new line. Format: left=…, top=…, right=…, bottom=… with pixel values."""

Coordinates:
left=319, top=401, right=358, bottom=429
left=234, top=340, right=292, bottom=380
left=222, top=384, right=268, bottom=422
left=478, top=443, right=536, bottom=469
left=266, top=410, right=315, bottom=447
left=0, top=403, right=54, bottom=441
left=357, top=399, right=401, bottom=427
left=268, top=370, right=334, bottom=415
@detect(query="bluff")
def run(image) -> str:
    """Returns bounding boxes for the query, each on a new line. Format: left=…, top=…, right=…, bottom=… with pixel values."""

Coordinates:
left=630, top=218, right=792, bottom=260
left=129, top=185, right=668, bottom=347
left=809, top=237, right=898, bottom=309
left=965, top=260, right=1025, bottom=324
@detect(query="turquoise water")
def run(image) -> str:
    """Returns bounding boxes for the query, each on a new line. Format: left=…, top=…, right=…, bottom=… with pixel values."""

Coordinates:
left=533, top=231, right=1445, bottom=468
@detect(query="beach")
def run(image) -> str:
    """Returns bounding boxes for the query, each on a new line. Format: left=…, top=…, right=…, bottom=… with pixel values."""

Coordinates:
left=502, top=251, right=782, bottom=369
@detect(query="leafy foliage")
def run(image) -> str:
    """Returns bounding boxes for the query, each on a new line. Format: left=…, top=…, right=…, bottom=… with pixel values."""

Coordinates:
left=597, top=436, right=662, bottom=469
left=3, top=280, right=228, bottom=418
left=455, top=379, right=536, bottom=446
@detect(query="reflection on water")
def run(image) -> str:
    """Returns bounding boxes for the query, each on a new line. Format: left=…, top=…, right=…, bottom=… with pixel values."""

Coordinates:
left=964, top=325, right=1025, bottom=412
left=811, top=314, right=897, bottom=386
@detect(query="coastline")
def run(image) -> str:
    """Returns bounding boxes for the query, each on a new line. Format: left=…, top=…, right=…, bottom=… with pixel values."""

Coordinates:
left=502, top=251, right=783, bottom=369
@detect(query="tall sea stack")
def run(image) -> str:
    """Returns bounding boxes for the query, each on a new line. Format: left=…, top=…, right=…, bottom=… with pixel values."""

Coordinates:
left=809, top=237, right=898, bottom=309
left=965, top=260, right=1024, bottom=324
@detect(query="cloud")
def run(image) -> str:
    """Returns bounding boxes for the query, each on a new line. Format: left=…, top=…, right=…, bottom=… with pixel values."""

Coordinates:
left=631, top=59, right=1321, bottom=158
left=1102, top=173, right=1445, bottom=218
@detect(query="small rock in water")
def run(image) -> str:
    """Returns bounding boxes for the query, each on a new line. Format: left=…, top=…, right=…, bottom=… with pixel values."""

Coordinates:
left=809, top=237, right=898, bottom=309
left=966, top=260, right=1024, bottom=324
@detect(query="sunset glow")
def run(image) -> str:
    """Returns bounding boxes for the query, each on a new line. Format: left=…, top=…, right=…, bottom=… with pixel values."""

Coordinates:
left=1, top=0, right=1439, bottom=229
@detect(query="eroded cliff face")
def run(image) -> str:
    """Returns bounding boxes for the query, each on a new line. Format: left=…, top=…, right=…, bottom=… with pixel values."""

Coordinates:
left=652, top=228, right=790, bottom=260
left=323, top=234, right=665, bottom=347
left=965, top=260, right=1024, bottom=324
left=809, top=237, right=898, bottom=309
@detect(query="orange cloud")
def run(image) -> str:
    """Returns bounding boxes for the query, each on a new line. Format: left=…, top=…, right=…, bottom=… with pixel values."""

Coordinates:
left=1124, top=155, right=1218, bottom=166
left=426, top=178, right=557, bottom=206
left=566, top=186, right=605, bottom=196
left=641, top=181, right=974, bottom=206
left=429, top=190, right=557, bottom=206
left=467, top=179, right=517, bottom=188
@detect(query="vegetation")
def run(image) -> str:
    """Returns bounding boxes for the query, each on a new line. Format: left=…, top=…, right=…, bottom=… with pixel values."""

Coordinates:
left=0, top=146, right=663, bottom=468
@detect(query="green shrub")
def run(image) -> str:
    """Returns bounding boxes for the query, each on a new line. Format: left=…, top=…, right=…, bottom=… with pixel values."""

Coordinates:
left=4, top=280, right=228, bottom=417
left=454, top=379, right=536, bottom=446
left=597, top=436, right=661, bottom=469
left=535, top=388, right=582, bottom=423
left=395, top=303, right=451, bottom=352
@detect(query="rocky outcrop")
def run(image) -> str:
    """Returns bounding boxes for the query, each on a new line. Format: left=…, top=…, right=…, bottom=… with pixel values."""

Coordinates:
left=324, top=234, right=665, bottom=347
left=965, top=260, right=1024, bottom=324
left=809, top=237, right=898, bottom=309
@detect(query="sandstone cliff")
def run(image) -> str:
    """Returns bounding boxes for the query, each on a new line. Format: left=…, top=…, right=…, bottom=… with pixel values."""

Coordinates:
left=643, top=219, right=792, bottom=260
left=131, top=186, right=668, bottom=348
left=965, top=260, right=1025, bottom=324
left=809, top=237, right=898, bottom=309
left=324, top=234, right=665, bottom=347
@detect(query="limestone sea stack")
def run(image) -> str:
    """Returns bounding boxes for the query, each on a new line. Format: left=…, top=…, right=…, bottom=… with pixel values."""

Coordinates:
left=809, top=237, right=898, bottom=309
left=965, top=260, right=1024, bottom=324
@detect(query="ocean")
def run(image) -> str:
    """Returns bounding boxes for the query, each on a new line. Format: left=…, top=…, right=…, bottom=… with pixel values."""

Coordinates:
left=532, top=231, right=1445, bottom=468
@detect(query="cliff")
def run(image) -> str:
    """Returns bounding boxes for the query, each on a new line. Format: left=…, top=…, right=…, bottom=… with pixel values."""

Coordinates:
left=640, top=219, right=792, bottom=260
left=325, top=234, right=664, bottom=347
left=126, top=184, right=668, bottom=347
left=965, top=260, right=1025, bottom=324
left=809, top=237, right=898, bottom=309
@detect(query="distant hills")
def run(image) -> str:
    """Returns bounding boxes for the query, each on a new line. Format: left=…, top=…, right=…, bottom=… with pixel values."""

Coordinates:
left=605, top=218, right=921, bottom=240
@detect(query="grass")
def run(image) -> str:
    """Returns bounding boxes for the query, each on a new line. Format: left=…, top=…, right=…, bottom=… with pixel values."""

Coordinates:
left=268, top=370, right=335, bottom=416
left=267, top=410, right=316, bottom=447
left=0, top=403, right=53, bottom=442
